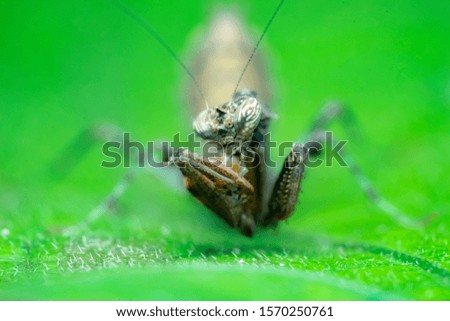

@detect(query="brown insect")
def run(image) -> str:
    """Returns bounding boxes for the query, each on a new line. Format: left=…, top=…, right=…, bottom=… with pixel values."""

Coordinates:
left=65, top=0, right=419, bottom=237
left=160, top=1, right=312, bottom=237
left=168, top=2, right=339, bottom=237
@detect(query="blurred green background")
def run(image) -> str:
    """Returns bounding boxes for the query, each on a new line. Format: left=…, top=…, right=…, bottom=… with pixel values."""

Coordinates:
left=0, top=0, right=449, bottom=300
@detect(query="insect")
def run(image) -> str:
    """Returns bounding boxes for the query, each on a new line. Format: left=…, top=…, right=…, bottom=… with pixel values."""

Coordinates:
left=63, top=0, right=419, bottom=237
left=170, top=2, right=306, bottom=237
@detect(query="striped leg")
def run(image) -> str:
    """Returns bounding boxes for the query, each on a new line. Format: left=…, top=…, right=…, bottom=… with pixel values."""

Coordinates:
left=265, top=143, right=308, bottom=226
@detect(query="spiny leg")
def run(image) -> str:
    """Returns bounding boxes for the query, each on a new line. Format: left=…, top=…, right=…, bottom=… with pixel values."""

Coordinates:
left=263, top=104, right=345, bottom=226
left=265, top=144, right=308, bottom=226
left=305, top=102, right=422, bottom=230
left=173, top=148, right=256, bottom=237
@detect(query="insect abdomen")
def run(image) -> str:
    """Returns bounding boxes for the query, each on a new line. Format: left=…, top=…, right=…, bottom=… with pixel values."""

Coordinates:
left=185, top=10, right=271, bottom=114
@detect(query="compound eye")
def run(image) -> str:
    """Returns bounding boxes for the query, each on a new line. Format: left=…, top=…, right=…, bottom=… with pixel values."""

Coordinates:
left=223, top=114, right=233, bottom=128
left=234, top=97, right=262, bottom=139
left=193, top=109, right=218, bottom=139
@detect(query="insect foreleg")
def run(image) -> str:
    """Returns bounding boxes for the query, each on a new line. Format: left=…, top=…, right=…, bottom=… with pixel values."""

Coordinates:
left=173, top=148, right=256, bottom=236
left=264, top=144, right=308, bottom=226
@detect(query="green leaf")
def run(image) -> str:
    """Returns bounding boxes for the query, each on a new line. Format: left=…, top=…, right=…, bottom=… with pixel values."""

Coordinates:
left=0, top=0, right=449, bottom=300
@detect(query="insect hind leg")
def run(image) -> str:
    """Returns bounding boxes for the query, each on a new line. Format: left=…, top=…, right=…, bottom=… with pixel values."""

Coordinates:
left=305, top=102, right=422, bottom=230
left=52, top=123, right=183, bottom=233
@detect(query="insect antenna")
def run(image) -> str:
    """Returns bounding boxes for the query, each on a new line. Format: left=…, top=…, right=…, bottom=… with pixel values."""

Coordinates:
left=232, top=0, right=285, bottom=98
left=110, top=0, right=210, bottom=110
